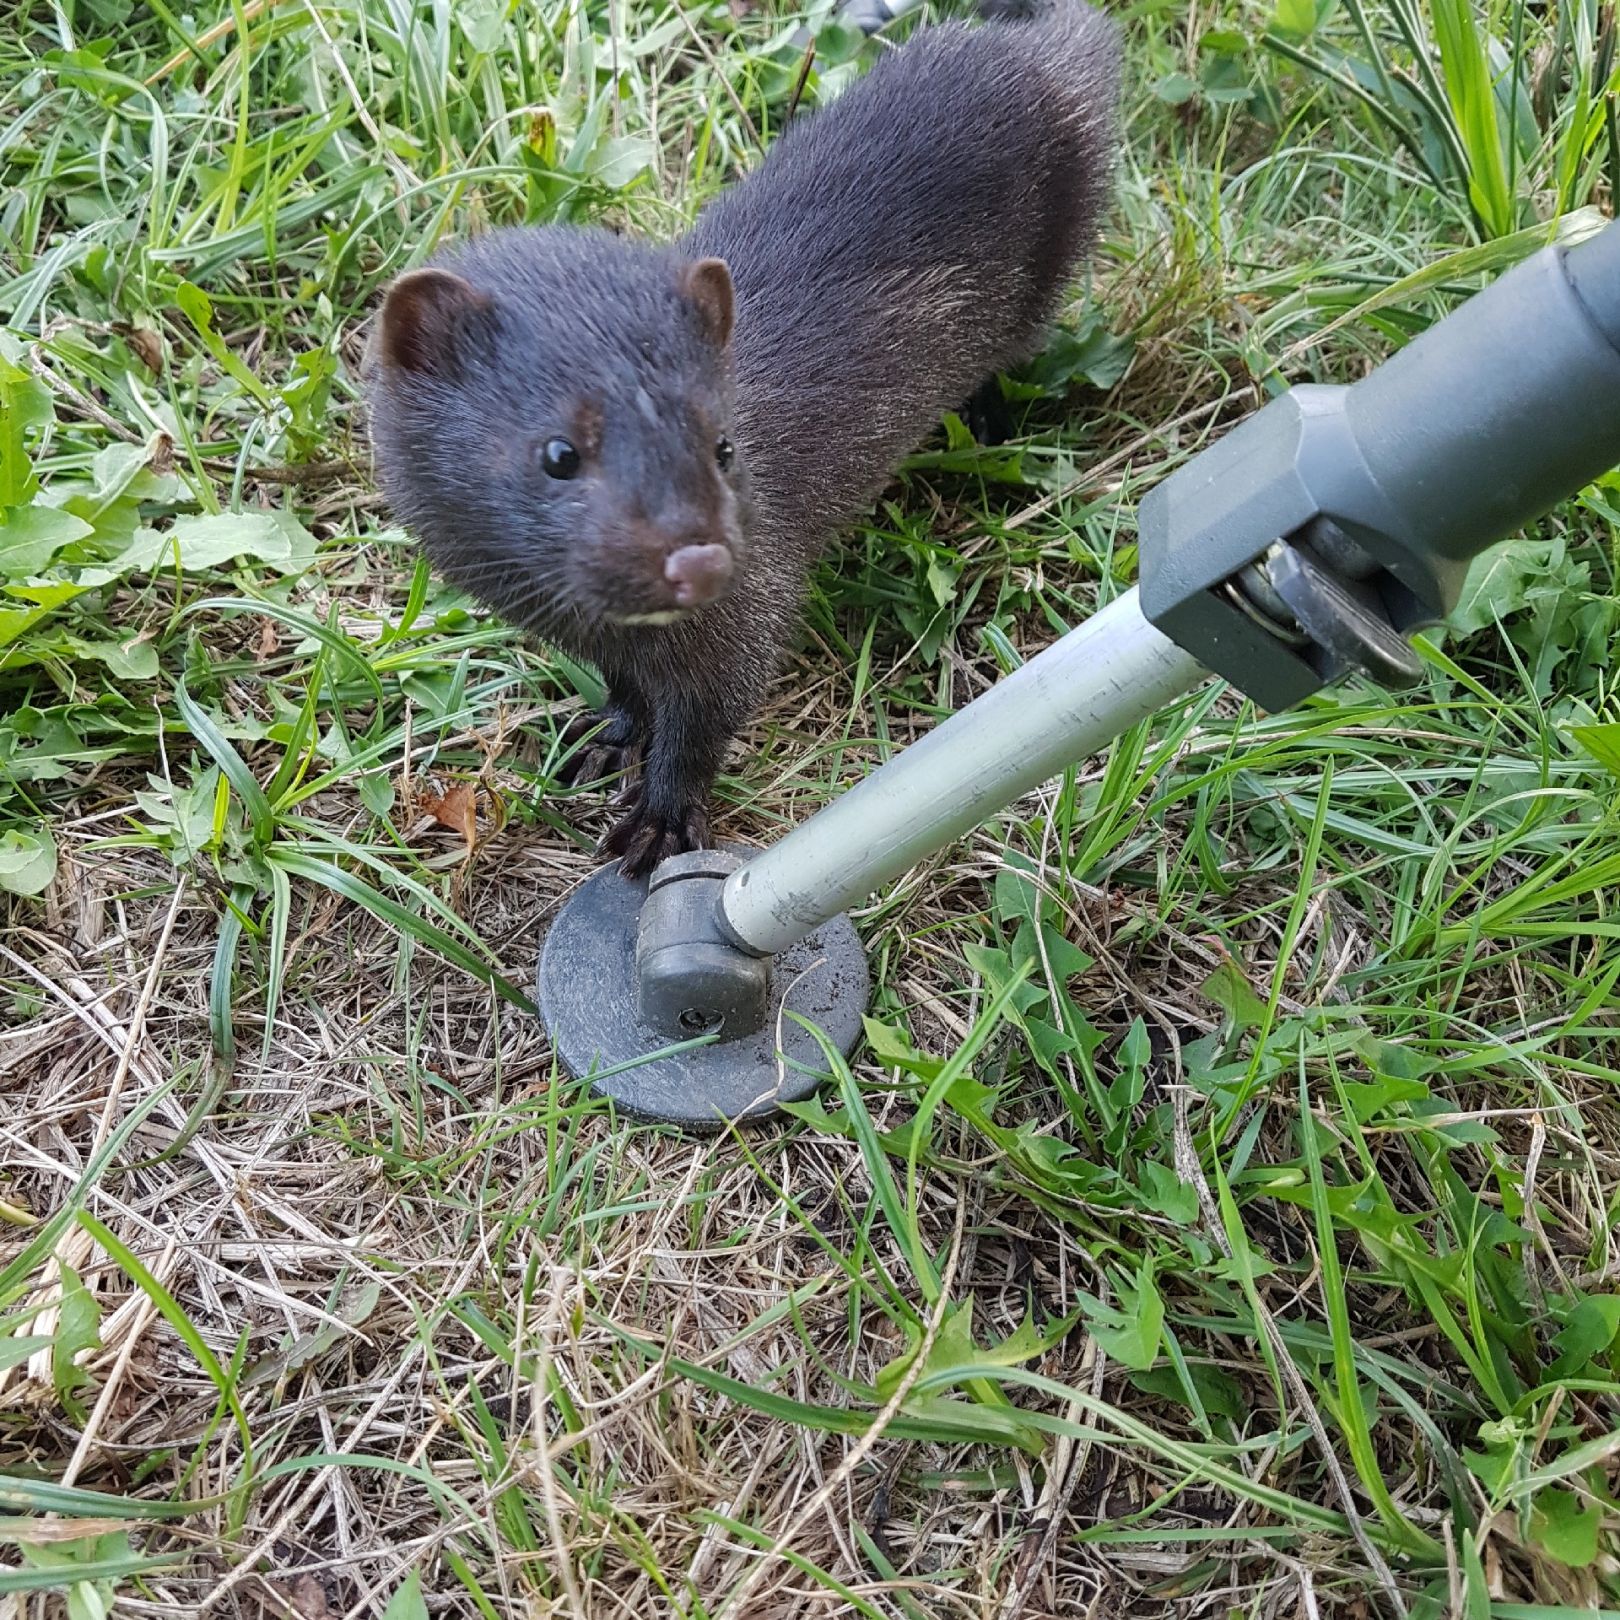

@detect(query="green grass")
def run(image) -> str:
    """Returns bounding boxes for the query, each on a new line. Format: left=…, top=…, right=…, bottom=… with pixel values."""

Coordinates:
left=2, top=0, right=1619, bottom=1614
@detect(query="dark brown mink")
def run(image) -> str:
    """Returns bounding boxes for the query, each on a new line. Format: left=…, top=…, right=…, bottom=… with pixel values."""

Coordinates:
left=366, top=0, right=1121, bottom=876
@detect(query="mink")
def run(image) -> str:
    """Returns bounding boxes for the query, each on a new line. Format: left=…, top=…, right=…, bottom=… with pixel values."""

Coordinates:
left=367, top=0, right=1121, bottom=876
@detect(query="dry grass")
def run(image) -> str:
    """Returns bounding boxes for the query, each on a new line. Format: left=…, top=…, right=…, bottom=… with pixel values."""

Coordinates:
left=1, top=789, right=1248, bottom=1617
left=5, top=0, right=1620, bottom=1615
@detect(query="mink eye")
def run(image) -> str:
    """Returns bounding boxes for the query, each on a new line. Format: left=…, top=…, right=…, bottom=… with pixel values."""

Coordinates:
left=541, top=438, right=580, bottom=480
left=715, top=436, right=735, bottom=471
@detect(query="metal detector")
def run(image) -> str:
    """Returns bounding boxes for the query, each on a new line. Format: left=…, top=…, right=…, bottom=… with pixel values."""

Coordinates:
left=537, top=220, right=1620, bottom=1127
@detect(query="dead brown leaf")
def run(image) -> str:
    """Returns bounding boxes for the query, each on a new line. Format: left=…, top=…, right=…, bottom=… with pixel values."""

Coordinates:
left=115, top=324, right=166, bottom=374
left=271, top=1572, right=331, bottom=1619
left=253, top=617, right=281, bottom=661
left=419, top=782, right=478, bottom=851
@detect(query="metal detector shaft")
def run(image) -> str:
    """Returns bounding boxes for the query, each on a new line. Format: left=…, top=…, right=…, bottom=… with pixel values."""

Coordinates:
left=719, top=591, right=1204, bottom=957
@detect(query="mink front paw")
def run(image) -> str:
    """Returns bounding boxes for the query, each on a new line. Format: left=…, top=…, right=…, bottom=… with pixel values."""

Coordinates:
left=964, top=376, right=1014, bottom=446
left=554, top=707, right=642, bottom=789
left=599, top=796, right=712, bottom=879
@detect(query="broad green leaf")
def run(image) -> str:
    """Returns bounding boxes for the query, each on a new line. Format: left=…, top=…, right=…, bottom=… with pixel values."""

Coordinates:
left=83, top=442, right=150, bottom=505
left=0, top=827, right=57, bottom=896
left=174, top=282, right=272, bottom=403
left=993, top=865, right=1040, bottom=931
left=586, top=135, right=654, bottom=190
left=69, top=1582, right=113, bottom=1620
left=456, top=0, right=504, bottom=53
left=0, top=505, right=93, bottom=579
left=1464, top=1433, right=1518, bottom=1496
left=358, top=772, right=395, bottom=817
left=62, top=636, right=160, bottom=681
left=1151, top=72, right=1198, bottom=104
left=1570, top=724, right=1620, bottom=775
left=941, top=411, right=976, bottom=453
left=1018, top=919, right=1092, bottom=983
left=925, top=556, right=959, bottom=607
left=132, top=766, right=222, bottom=867
left=0, top=601, right=62, bottom=648
left=121, top=513, right=297, bottom=575
left=1548, top=1294, right=1620, bottom=1378
left=1130, top=1361, right=1246, bottom=1424
left=57, top=444, right=177, bottom=545
left=1529, top=1488, right=1601, bottom=1568
left=52, top=1263, right=101, bottom=1421
left=1084, top=1259, right=1164, bottom=1371
left=1201, top=957, right=1267, bottom=1028
left=1340, top=1075, right=1430, bottom=1125
left=1271, top=0, right=1318, bottom=36
left=861, top=1015, right=946, bottom=1083
left=1015, top=319, right=1134, bottom=394
left=381, top=1569, right=429, bottom=1620
left=1451, top=537, right=1556, bottom=633
left=1139, top=1160, right=1198, bottom=1223
left=244, top=1282, right=382, bottom=1388
left=0, top=356, right=52, bottom=508
left=875, top=1298, right=1075, bottom=1420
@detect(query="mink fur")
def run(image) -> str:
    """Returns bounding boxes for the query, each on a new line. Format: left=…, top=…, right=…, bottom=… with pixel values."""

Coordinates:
left=367, top=0, right=1121, bottom=875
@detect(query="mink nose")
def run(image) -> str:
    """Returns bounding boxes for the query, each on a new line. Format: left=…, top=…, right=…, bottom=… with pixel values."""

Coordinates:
left=663, top=543, right=734, bottom=608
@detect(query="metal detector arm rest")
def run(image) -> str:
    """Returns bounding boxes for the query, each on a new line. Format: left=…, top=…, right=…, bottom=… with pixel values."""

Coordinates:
left=1139, top=221, right=1620, bottom=710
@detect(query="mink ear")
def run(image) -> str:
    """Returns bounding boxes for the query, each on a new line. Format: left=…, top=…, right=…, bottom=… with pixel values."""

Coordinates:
left=680, top=257, right=735, bottom=350
left=377, top=268, right=492, bottom=376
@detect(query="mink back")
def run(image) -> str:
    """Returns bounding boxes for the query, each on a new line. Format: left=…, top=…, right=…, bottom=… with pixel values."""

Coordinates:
left=366, top=0, right=1121, bottom=725
left=683, top=0, right=1121, bottom=563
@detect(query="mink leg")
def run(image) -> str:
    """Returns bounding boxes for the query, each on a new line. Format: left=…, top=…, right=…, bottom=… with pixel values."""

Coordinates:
left=600, top=685, right=740, bottom=878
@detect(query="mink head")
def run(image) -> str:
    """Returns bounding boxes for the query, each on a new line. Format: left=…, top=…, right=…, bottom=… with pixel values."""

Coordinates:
left=367, top=228, right=749, bottom=636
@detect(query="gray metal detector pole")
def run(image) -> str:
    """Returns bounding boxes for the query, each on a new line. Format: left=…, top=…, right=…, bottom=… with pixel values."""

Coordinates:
left=539, top=220, right=1620, bottom=1127
left=718, top=591, right=1201, bottom=956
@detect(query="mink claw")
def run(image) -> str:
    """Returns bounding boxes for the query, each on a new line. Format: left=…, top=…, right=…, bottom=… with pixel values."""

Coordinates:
left=554, top=707, right=643, bottom=788
left=964, top=376, right=1015, bottom=446
left=559, top=742, right=638, bottom=788
left=600, top=800, right=712, bottom=879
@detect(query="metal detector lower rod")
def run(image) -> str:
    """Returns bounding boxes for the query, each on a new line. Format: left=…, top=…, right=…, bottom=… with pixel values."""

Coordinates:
left=718, top=588, right=1206, bottom=958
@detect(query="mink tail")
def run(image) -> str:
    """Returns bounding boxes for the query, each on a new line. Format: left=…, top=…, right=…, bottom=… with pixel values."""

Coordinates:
left=977, top=0, right=1110, bottom=41
left=977, top=0, right=1070, bottom=18
left=976, top=0, right=1121, bottom=102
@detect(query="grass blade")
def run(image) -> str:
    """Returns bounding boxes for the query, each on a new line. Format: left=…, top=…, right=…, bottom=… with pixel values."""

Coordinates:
left=268, top=846, right=536, bottom=1013
left=1430, top=0, right=1516, bottom=235
left=172, top=679, right=274, bottom=847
